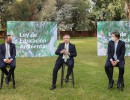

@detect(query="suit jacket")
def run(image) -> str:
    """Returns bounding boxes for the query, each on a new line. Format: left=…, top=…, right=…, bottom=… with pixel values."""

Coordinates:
left=0, top=43, right=16, bottom=67
left=107, top=40, right=125, bottom=61
left=55, top=43, right=77, bottom=62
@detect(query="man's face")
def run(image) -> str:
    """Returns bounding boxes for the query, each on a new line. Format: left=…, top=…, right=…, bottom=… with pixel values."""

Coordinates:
left=63, top=36, right=70, bottom=44
left=6, top=36, right=12, bottom=43
left=111, top=34, right=118, bottom=42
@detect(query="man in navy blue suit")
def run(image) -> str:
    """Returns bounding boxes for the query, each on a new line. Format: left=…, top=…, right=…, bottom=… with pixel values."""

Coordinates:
left=0, top=35, right=16, bottom=85
left=105, top=32, right=125, bottom=91
left=50, top=34, right=77, bottom=90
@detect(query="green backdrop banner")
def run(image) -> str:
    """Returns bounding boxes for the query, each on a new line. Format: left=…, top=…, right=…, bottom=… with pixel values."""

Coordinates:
left=97, top=21, right=130, bottom=56
left=7, top=21, right=57, bottom=57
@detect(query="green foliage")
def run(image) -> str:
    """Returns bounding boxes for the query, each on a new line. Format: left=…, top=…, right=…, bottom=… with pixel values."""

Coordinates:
left=0, top=0, right=45, bottom=29
left=71, top=0, right=90, bottom=31
left=92, top=0, right=126, bottom=21
left=0, top=0, right=128, bottom=32
left=7, top=0, right=44, bottom=20
left=52, top=0, right=91, bottom=31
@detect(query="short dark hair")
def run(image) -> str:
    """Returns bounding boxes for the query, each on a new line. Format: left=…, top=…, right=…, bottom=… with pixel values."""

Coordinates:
left=4, top=35, right=11, bottom=40
left=112, top=32, right=120, bottom=39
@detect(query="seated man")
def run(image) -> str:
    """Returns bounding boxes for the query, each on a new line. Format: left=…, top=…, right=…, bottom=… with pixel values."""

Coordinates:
left=105, top=32, right=125, bottom=90
left=50, top=34, right=77, bottom=90
left=0, top=35, right=16, bottom=85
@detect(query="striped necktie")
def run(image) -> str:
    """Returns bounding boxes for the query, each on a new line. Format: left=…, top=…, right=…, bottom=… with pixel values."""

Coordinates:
left=63, top=43, right=69, bottom=62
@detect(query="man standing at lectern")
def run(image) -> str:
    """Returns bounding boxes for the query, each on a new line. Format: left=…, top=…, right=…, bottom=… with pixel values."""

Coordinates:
left=105, top=32, right=125, bottom=91
left=50, top=34, right=77, bottom=90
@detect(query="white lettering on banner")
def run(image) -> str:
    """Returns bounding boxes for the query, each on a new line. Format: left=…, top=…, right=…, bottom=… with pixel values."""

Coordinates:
left=30, top=32, right=37, bottom=38
left=108, top=32, right=127, bottom=37
left=20, top=32, right=37, bottom=38
left=120, top=32, right=127, bottom=37
left=19, top=39, right=47, bottom=43
left=20, top=44, right=47, bottom=49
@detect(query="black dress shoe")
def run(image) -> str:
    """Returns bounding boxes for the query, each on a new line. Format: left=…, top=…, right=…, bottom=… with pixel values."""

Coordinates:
left=117, top=83, right=120, bottom=89
left=5, top=77, right=9, bottom=85
left=50, top=85, right=56, bottom=90
left=120, top=83, right=124, bottom=91
left=108, top=80, right=114, bottom=89
left=117, top=82, right=124, bottom=88
left=117, top=83, right=124, bottom=91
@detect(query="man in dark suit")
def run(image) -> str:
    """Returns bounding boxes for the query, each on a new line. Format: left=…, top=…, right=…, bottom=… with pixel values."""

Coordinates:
left=50, top=34, right=77, bottom=90
left=105, top=32, right=125, bottom=91
left=0, top=35, right=16, bottom=85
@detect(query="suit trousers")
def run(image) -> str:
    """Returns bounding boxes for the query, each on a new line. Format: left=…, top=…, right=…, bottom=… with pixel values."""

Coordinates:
left=105, top=58, right=125, bottom=83
left=0, top=60, right=16, bottom=80
left=52, top=58, right=74, bottom=85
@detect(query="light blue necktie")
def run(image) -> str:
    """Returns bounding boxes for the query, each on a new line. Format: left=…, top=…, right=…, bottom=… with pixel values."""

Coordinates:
left=113, top=42, right=117, bottom=60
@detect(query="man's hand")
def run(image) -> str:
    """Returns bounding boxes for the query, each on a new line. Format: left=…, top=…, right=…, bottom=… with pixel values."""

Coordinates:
left=4, top=59, right=8, bottom=63
left=60, top=49, right=66, bottom=54
left=4, top=59, right=12, bottom=64
left=111, top=60, right=119, bottom=67
left=113, top=61, right=118, bottom=66
left=111, top=60, right=115, bottom=66
left=60, top=49, right=70, bottom=55
left=64, top=50, right=70, bottom=55
left=7, top=59, right=12, bottom=64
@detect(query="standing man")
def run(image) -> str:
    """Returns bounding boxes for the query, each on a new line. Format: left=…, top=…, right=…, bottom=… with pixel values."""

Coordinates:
left=105, top=32, right=125, bottom=91
left=0, top=35, right=16, bottom=85
left=50, top=34, right=77, bottom=90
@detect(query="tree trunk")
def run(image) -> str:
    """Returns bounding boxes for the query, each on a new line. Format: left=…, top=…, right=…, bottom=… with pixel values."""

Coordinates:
left=125, top=0, right=130, bottom=20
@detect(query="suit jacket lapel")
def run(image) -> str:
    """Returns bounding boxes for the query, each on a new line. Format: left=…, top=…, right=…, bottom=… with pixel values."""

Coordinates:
left=3, top=43, right=6, bottom=52
left=112, top=41, right=115, bottom=53
left=63, top=43, right=65, bottom=49
left=116, top=40, right=120, bottom=53
left=9, top=43, right=11, bottom=53
left=2, top=43, right=6, bottom=57
left=69, top=43, right=71, bottom=52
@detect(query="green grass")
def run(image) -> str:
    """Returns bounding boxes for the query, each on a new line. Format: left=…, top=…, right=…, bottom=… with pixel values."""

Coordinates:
left=0, top=37, right=130, bottom=100
left=0, top=39, right=4, bottom=43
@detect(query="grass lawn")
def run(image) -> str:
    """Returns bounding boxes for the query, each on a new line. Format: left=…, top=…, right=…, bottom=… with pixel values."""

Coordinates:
left=0, top=37, right=130, bottom=100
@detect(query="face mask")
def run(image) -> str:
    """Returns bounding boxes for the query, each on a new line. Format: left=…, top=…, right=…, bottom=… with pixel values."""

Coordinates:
left=111, top=37, right=115, bottom=41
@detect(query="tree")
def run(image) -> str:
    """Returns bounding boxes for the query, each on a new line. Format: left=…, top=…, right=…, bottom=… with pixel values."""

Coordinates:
left=92, top=0, right=125, bottom=21
left=72, top=0, right=91, bottom=31
left=125, top=0, right=130, bottom=20
left=1, top=0, right=128, bottom=33
left=39, top=0, right=56, bottom=21
left=51, top=0, right=91, bottom=31
left=6, top=0, right=45, bottom=21
left=0, top=0, right=45, bottom=30
left=0, top=0, right=13, bottom=30
left=89, top=0, right=126, bottom=32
